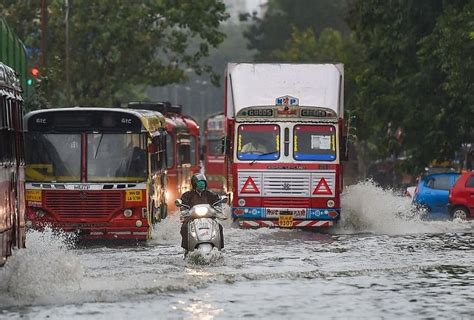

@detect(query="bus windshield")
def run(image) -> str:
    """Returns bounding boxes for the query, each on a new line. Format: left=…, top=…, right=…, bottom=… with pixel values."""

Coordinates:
left=207, top=139, right=223, bottom=156
left=25, top=133, right=81, bottom=182
left=87, top=133, right=147, bottom=182
left=237, top=124, right=280, bottom=161
left=293, top=125, right=336, bottom=161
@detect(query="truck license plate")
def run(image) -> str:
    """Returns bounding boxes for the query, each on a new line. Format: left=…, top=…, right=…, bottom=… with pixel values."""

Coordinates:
left=278, top=215, right=293, bottom=228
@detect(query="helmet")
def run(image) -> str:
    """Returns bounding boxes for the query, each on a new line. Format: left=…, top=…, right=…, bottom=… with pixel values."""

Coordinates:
left=191, top=173, right=207, bottom=190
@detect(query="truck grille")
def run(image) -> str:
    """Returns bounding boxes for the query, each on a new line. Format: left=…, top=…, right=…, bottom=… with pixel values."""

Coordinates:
left=263, top=173, right=310, bottom=196
left=44, top=190, right=122, bottom=219
left=238, top=170, right=336, bottom=197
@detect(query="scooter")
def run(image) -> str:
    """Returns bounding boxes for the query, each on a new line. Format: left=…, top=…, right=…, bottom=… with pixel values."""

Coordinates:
left=175, top=196, right=227, bottom=255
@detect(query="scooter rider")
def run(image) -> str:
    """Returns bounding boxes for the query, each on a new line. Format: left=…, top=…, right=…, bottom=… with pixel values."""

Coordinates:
left=179, top=173, right=224, bottom=250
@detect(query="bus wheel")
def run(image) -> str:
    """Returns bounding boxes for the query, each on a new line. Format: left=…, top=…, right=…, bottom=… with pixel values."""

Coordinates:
left=160, top=203, right=168, bottom=220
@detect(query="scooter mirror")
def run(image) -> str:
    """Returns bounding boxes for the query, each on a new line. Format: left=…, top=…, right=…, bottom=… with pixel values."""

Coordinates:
left=175, top=199, right=183, bottom=207
left=220, top=196, right=229, bottom=204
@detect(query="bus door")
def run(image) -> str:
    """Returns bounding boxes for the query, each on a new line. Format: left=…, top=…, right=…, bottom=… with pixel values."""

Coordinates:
left=177, top=134, right=192, bottom=195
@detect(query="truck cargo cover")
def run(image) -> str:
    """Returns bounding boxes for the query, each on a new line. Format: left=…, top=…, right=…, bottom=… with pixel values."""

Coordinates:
left=225, top=63, right=344, bottom=118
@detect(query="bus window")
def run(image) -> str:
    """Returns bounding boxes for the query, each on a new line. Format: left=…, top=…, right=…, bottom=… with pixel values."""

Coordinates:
left=293, top=125, right=336, bottom=161
left=236, top=124, right=280, bottom=161
left=159, top=134, right=167, bottom=170
left=166, top=134, right=174, bottom=168
left=25, top=133, right=81, bottom=182
left=87, top=133, right=147, bottom=182
left=178, top=142, right=191, bottom=165
left=150, top=136, right=159, bottom=172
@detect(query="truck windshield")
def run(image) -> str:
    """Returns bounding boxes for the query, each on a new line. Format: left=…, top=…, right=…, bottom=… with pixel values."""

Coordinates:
left=25, top=133, right=81, bottom=182
left=293, top=125, right=336, bottom=161
left=237, top=124, right=280, bottom=161
left=87, top=133, right=147, bottom=182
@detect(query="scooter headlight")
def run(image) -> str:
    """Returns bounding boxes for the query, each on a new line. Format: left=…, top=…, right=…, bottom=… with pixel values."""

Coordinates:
left=195, top=207, right=209, bottom=217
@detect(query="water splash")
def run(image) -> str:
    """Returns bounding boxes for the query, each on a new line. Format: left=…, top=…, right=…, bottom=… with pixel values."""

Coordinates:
left=187, top=247, right=224, bottom=266
left=0, top=227, right=84, bottom=305
left=337, top=180, right=472, bottom=235
left=151, top=211, right=182, bottom=244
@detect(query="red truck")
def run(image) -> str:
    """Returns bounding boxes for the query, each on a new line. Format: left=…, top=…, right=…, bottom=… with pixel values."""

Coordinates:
left=224, top=63, right=347, bottom=228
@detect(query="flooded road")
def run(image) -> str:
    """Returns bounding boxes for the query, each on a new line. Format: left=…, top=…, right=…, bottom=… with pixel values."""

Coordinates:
left=1, top=182, right=473, bottom=319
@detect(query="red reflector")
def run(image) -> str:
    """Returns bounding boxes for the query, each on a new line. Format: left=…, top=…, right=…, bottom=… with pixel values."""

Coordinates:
left=234, top=209, right=243, bottom=215
left=328, top=211, right=338, bottom=218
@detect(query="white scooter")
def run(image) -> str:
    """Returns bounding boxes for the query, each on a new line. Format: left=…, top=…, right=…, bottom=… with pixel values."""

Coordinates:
left=175, top=196, right=227, bottom=255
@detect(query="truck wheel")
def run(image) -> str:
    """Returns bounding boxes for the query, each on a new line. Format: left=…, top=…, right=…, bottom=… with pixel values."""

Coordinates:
left=451, top=207, right=468, bottom=220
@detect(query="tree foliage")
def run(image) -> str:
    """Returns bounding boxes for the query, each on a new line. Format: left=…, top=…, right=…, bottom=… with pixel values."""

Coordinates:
left=247, top=0, right=473, bottom=173
left=1, top=0, right=228, bottom=107
left=349, top=0, right=474, bottom=172
left=243, top=0, right=350, bottom=61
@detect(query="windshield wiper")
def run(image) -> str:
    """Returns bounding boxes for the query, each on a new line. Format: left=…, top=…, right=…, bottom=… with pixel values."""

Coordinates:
left=250, top=151, right=278, bottom=165
left=94, top=134, right=104, bottom=159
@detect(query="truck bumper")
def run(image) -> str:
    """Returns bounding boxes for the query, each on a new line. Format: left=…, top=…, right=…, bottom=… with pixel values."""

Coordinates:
left=237, top=219, right=334, bottom=228
left=232, top=206, right=339, bottom=228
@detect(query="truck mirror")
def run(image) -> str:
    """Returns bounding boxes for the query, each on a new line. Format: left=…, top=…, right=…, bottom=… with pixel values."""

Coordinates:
left=340, top=136, right=349, bottom=161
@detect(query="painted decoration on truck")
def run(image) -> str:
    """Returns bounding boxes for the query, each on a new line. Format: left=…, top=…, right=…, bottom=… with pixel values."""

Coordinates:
left=275, top=95, right=299, bottom=106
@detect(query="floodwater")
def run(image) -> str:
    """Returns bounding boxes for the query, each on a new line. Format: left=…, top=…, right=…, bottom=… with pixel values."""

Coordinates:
left=1, top=181, right=473, bottom=319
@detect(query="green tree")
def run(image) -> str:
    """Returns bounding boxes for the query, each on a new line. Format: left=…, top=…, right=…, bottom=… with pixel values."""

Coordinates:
left=243, top=0, right=350, bottom=61
left=349, top=0, right=473, bottom=172
left=1, top=0, right=228, bottom=107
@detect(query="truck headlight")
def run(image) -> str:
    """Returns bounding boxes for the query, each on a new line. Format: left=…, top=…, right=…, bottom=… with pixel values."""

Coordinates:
left=327, top=200, right=335, bottom=208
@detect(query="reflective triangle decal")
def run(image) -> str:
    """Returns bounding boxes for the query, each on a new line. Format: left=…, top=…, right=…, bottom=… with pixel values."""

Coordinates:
left=312, top=177, right=332, bottom=195
left=240, top=176, right=260, bottom=194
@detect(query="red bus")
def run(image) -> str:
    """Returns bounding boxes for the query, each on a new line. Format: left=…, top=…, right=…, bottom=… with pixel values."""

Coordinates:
left=203, top=112, right=226, bottom=193
left=0, top=62, right=25, bottom=265
left=128, top=102, right=200, bottom=210
left=24, top=107, right=168, bottom=240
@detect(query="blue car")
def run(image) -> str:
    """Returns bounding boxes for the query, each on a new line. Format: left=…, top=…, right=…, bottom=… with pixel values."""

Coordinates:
left=412, top=172, right=461, bottom=217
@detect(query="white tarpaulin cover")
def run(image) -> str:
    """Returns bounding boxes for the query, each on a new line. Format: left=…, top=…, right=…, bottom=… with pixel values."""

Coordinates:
left=225, top=63, right=344, bottom=118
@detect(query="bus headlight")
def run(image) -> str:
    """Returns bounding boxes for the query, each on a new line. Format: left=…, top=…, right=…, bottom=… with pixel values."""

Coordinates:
left=136, top=220, right=143, bottom=227
left=327, top=200, right=335, bottom=208
left=123, top=209, right=133, bottom=218
left=36, top=209, right=46, bottom=218
left=238, top=199, right=246, bottom=206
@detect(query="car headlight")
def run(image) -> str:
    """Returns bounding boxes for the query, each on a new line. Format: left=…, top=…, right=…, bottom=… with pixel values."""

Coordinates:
left=195, top=207, right=209, bottom=216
